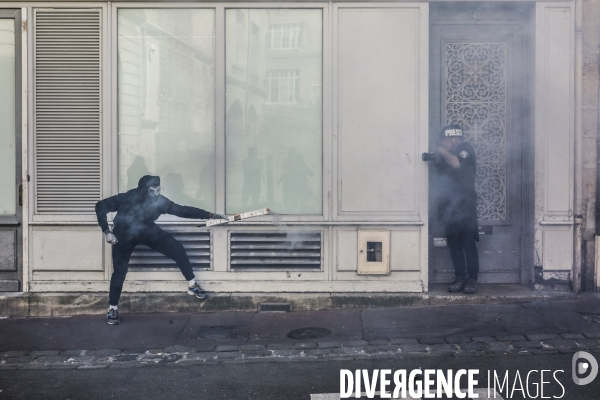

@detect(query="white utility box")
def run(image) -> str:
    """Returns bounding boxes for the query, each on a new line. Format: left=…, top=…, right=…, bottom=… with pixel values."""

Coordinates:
left=357, top=230, right=390, bottom=275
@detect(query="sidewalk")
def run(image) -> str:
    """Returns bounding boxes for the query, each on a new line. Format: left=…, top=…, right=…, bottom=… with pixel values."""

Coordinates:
left=1, top=292, right=600, bottom=370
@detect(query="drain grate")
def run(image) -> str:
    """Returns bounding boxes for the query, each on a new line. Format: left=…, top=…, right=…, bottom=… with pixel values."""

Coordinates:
left=287, top=327, right=331, bottom=340
left=259, top=302, right=292, bottom=312
left=198, top=326, right=236, bottom=340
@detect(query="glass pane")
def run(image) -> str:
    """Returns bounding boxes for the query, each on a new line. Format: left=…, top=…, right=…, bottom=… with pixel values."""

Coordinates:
left=0, top=19, right=15, bottom=215
left=118, top=9, right=216, bottom=211
left=225, top=9, right=323, bottom=215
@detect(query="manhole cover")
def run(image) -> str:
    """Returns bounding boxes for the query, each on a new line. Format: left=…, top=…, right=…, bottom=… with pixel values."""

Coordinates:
left=198, top=326, right=236, bottom=340
left=287, top=327, right=331, bottom=340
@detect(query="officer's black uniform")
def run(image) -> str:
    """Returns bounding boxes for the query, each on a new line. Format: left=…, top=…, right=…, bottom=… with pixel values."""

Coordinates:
left=95, top=175, right=212, bottom=306
left=435, top=141, right=480, bottom=280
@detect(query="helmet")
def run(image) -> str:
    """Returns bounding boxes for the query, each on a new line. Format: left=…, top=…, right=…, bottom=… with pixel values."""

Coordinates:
left=440, top=124, right=463, bottom=138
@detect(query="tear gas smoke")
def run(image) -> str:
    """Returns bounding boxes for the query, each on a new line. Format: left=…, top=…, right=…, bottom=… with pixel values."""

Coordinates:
left=268, top=209, right=314, bottom=250
left=269, top=210, right=283, bottom=226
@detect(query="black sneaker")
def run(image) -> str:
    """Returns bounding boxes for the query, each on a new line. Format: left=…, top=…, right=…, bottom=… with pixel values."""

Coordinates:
left=448, top=277, right=466, bottom=292
left=187, top=283, right=208, bottom=300
left=464, top=278, right=479, bottom=294
left=107, top=308, right=120, bottom=325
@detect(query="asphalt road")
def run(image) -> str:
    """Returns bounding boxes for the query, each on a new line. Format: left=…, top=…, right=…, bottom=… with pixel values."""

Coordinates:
left=1, top=353, right=599, bottom=400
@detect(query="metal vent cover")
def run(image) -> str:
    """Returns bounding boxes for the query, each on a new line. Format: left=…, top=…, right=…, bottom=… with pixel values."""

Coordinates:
left=259, top=302, right=292, bottom=312
left=34, top=9, right=102, bottom=214
left=129, top=230, right=211, bottom=270
left=230, top=231, right=322, bottom=271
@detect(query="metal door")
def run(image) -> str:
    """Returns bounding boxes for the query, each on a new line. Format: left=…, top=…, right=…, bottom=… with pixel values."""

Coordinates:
left=429, top=3, right=534, bottom=284
left=0, top=10, right=22, bottom=291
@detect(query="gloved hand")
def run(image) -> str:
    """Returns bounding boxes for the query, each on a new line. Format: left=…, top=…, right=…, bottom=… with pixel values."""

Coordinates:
left=104, top=230, right=118, bottom=245
left=213, top=213, right=229, bottom=220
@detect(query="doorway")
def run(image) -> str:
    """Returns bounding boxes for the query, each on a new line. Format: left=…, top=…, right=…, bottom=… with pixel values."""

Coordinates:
left=429, top=3, right=534, bottom=284
left=0, top=10, right=22, bottom=291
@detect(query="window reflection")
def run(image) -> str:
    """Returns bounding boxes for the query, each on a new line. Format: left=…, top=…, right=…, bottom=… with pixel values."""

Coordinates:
left=278, top=146, right=315, bottom=212
left=0, top=19, right=15, bottom=215
left=268, top=70, right=299, bottom=103
left=117, top=9, right=216, bottom=211
left=241, top=147, right=264, bottom=209
left=268, top=22, right=302, bottom=50
left=225, top=9, right=323, bottom=215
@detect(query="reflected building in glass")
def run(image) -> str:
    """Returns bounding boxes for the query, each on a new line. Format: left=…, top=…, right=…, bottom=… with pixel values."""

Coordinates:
left=118, top=9, right=216, bottom=211
left=0, top=18, right=15, bottom=215
left=225, top=9, right=322, bottom=215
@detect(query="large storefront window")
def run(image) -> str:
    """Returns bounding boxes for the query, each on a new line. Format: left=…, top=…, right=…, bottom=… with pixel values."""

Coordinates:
left=0, top=19, right=15, bottom=215
left=117, top=9, right=216, bottom=211
left=225, top=9, right=323, bottom=215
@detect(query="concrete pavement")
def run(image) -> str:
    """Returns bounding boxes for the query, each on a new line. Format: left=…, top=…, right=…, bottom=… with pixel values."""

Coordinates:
left=1, top=294, right=600, bottom=370
left=0, top=293, right=598, bottom=352
left=3, top=354, right=598, bottom=400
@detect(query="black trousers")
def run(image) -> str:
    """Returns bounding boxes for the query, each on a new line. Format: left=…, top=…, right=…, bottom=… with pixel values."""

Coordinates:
left=109, top=223, right=195, bottom=306
left=446, top=228, right=479, bottom=280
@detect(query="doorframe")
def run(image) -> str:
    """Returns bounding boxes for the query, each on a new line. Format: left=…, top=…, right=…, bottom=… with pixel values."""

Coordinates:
left=428, top=2, right=536, bottom=285
left=521, top=5, right=536, bottom=285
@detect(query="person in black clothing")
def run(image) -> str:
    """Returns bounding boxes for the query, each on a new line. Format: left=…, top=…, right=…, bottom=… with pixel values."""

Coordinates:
left=95, top=175, right=227, bottom=325
left=431, top=125, right=480, bottom=294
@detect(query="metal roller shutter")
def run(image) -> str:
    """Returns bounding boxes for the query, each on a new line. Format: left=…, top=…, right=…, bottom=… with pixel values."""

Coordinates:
left=34, top=9, right=102, bottom=214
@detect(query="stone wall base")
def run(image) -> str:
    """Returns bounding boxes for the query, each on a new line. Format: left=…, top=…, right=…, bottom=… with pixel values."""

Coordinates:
left=0, top=284, right=580, bottom=317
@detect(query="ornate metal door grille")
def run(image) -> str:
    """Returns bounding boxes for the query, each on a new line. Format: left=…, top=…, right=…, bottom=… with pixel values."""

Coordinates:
left=445, top=43, right=507, bottom=221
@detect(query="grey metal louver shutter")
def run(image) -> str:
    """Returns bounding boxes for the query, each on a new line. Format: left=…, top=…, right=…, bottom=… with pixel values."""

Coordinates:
left=34, top=9, right=102, bottom=214
left=129, top=231, right=211, bottom=270
left=230, top=232, right=322, bottom=270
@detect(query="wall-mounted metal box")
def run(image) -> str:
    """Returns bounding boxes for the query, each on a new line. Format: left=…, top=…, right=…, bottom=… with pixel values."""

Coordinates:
left=357, top=230, right=390, bottom=275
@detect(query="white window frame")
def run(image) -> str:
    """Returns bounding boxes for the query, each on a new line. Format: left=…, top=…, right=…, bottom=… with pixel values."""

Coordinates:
left=267, top=68, right=300, bottom=104
left=267, top=21, right=302, bottom=50
left=111, top=3, right=331, bottom=225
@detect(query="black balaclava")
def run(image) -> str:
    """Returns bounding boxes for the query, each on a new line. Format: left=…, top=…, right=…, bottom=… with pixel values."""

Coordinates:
left=138, top=175, right=160, bottom=190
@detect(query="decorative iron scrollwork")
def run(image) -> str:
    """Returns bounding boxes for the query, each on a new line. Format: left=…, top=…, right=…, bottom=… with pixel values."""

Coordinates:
left=446, top=43, right=507, bottom=221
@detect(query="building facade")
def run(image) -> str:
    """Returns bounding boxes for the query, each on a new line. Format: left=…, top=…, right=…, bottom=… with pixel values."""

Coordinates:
left=0, top=0, right=597, bottom=295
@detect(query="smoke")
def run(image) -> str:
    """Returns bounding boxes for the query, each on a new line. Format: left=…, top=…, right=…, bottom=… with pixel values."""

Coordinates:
left=269, top=210, right=283, bottom=226
left=267, top=209, right=314, bottom=251
left=285, top=230, right=314, bottom=251
left=427, top=138, right=480, bottom=241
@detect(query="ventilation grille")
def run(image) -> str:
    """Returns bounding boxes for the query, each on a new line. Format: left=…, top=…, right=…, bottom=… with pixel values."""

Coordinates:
left=129, top=231, right=211, bottom=270
left=230, top=231, right=322, bottom=270
left=34, top=9, right=102, bottom=213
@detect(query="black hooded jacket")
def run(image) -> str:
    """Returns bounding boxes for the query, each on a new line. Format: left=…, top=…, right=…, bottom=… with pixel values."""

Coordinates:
left=95, top=175, right=211, bottom=233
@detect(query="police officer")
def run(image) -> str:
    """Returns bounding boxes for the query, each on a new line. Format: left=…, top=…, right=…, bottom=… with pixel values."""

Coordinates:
left=432, top=125, right=479, bottom=294
left=96, top=175, right=227, bottom=325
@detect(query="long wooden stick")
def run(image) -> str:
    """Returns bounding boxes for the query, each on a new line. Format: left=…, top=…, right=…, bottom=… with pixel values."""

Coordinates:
left=204, top=208, right=270, bottom=227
